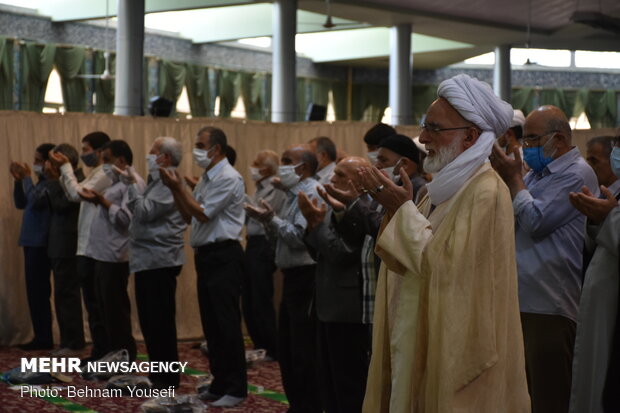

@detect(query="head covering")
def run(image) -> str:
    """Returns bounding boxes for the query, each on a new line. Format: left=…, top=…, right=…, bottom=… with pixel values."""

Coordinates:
left=378, top=134, right=420, bottom=164
left=511, top=109, right=525, bottom=128
left=363, top=123, right=396, bottom=146
left=426, top=74, right=513, bottom=205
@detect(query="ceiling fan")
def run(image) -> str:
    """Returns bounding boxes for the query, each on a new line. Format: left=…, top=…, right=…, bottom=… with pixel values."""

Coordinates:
left=78, top=0, right=114, bottom=80
left=298, top=0, right=363, bottom=30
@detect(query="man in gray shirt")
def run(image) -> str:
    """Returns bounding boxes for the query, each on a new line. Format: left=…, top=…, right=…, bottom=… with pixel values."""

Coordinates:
left=121, top=137, right=187, bottom=389
left=245, top=144, right=323, bottom=413
left=243, top=149, right=286, bottom=361
left=161, top=126, right=246, bottom=408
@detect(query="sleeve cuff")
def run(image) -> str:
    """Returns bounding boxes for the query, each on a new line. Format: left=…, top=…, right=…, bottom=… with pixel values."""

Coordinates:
left=512, top=189, right=533, bottom=215
left=60, top=163, right=73, bottom=176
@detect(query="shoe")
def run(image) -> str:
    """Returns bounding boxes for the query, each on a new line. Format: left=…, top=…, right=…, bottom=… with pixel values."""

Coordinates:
left=51, top=347, right=84, bottom=357
left=19, top=341, right=53, bottom=351
left=197, top=385, right=222, bottom=401
left=210, top=395, right=246, bottom=407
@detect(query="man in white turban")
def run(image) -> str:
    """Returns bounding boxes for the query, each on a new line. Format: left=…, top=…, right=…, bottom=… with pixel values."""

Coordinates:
left=360, top=74, right=530, bottom=413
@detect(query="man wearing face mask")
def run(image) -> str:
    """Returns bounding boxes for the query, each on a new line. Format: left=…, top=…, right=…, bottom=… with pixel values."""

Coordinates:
left=375, top=134, right=426, bottom=202
left=363, top=123, right=396, bottom=166
left=567, top=135, right=620, bottom=413
left=245, top=145, right=323, bottom=413
left=10, top=143, right=55, bottom=350
left=116, top=137, right=186, bottom=389
left=50, top=131, right=112, bottom=362
left=160, top=126, right=247, bottom=408
left=77, top=140, right=145, bottom=363
left=491, top=105, right=598, bottom=413
left=243, top=149, right=286, bottom=361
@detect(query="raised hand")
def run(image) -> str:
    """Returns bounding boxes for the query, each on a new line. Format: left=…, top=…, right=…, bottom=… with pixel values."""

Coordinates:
left=184, top=175, right=198, bottom=190
left=359, top=166, right=412, bottom=215
left=317, top=185, right=345, bottom=212
left=569, top=185, right=618, bottom=224
left=244, top=199, right=274, bottom=222
left=323, top=180, right=360, bottom=206
left=115, top=165, right=136, bottom=185
left=161, top=168, right=183, bottom=191
left=48, top=150, right=69, bottom=167
left=298, top=192, right=327, bottom=230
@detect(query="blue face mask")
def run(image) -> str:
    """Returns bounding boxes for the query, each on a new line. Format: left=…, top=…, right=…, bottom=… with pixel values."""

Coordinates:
left=610, top=147, right=620, bottom=178
left=523, top=135, right=555, bottom=172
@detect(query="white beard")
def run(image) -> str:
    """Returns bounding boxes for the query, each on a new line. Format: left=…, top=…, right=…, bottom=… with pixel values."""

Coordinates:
left=423, top=139, right=462, bottom=173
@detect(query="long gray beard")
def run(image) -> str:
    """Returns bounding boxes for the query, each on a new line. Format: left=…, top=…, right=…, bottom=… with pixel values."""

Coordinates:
left=423, top=139, right=462, bottom=173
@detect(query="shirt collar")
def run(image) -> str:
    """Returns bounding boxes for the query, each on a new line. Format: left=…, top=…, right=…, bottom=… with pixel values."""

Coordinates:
left=539, top=147, right=580, bottom=177
left=316, top=162, right=336, bottom=179
left=608, top=179, right=620, bottom=197
left=204, top=158, right=229, bottom=181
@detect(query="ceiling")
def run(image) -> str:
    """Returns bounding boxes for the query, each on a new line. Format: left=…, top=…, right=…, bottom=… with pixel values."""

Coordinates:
left=5, top=0, right=620, bottom=68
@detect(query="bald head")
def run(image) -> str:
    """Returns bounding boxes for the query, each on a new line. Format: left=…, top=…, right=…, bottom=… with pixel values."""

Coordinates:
left=330, top=156, right=369, bottom=190
left=527, top=105, right=572, bottom=141
left=524, top=105, right=572, bottom=160
left=281, top=144, right=318, bottom=180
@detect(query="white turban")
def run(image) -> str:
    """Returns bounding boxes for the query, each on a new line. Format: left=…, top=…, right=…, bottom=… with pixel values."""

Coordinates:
left=426, top=74, right=513, bottom=205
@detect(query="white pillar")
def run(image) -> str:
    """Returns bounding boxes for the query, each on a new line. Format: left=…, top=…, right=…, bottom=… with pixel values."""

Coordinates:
left=271, top=0, right=297, bottom=123
left=493, top=45, right=511, bottom=102
left=115, top=0, right=145, bottom=116
left=389, top=24, right=412, bottom=125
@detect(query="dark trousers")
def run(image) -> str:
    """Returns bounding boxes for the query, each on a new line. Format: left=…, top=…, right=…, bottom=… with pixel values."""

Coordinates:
left=242, top=235, right=278, bottom=358
left=194, top=241, right=247, bottom=398
left=78, top=256, right=108, bottom=359
left=23, top=246, right=52, bottom=346
left=521, top=312, right=576, bottom=413
left=52, top=257, right=85, bottom=350
left=93, top=260, right=136, bottom=360
left=279, top=265, right=321, bottom=413
left=135, top=266, right=182, bottom=387
left=317, top=321, right=371, bottom=413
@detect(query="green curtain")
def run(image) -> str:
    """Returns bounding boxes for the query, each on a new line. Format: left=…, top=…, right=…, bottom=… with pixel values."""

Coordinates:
left=308, top=78, right=330, bottom=107
left=20, top=42, right=56, bottom=112
left=93, top=50, right=114, bottom=113
left=184, top=63, right=210, bottom=117
left=331, top=81, right=347, bottom=120
left=159, top=60, right=187, bottom=114
left=54, top=46, right=87, bottom=112
left=218, top=70, right=240, bottom=118
left=352, top=83, right=388, bottom=122
left=411, top=85, right=438, bottom=124
left=578, top=89, right=618, bottom=129
left=239, top=71, right=266, bottom=120
left=297, top=77, right=308, bottom=121
left=0, top=37, right=14, bottom=110
left=511, top=87, right=537, bottom=116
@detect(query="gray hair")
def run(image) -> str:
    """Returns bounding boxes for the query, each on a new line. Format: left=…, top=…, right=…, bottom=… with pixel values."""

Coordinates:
left=155, top=137, right=182, bottom=166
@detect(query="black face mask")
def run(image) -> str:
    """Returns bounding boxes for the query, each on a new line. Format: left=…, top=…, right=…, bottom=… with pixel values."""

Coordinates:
left=80, top=152, right=98, bottom=167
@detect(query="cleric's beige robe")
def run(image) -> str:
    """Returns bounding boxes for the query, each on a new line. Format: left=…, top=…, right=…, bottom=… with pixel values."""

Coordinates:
left=363, top=165, right=530, bottom=413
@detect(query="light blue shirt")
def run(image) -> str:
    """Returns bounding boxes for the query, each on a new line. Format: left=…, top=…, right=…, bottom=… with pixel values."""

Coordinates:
left=514, top=147, right=598, bottom=322
left=267, top=177, right=322, bottom=269
left=190, top=158, right=245, bottom=248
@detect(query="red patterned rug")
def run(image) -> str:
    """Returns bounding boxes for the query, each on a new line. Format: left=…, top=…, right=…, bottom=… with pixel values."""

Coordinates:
left=0, top=341, right=288, bottom=413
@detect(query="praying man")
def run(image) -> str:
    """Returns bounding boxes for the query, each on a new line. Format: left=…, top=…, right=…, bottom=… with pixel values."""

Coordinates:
left=361, top=74, right=531, bottom=413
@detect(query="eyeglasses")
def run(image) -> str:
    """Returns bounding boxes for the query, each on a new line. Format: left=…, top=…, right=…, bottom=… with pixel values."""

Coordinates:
left=420, top=122, right=472, bottom=134
left=521, top=131, right=557, bottom=148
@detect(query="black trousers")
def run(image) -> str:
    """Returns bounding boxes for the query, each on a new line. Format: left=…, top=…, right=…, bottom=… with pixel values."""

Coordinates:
left=52, top=257, right=85, bottom=350
left=521, top=312, right=576, bottom=413
left=194, top=241, right=247, bottom=398
left=135, top=266, right=182, bottom=387
left=279, top=265, right=321, bottom=413
left=242, top=235, right=278, bottom=358
left=317, top=321, right=371, bottom=413
left=78, top=256, right=108, bottom=359
left=23, top=246, right=52, bottom=347
left=93, top=260, right=136, bottom=360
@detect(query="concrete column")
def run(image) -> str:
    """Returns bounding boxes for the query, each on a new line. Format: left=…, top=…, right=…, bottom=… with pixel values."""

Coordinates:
left=271, top=0, right=297, bottom=123
left=493, top=45, right=511, bottom=102
left=389, top=24, right=413, bottom=125
left=114, top=0, right=145, bottom=116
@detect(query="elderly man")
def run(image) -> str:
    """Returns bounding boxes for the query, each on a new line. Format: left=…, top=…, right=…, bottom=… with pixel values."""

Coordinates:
left=361, top=74, right=530, bottom=412
left=161, top=127, right=247, bottom=408
left=492, top=105, right=598, bottom=413
left=309, top=136, right=337, bottom=185
left=243, top=150, right=286, bottom=361
left=119, top=137, right=187, bottom=389
left=299, top=156, right=371, bottom=413
left=245, top=145, right=322, bottom=413
left=568, top=135, right=620, bottom=413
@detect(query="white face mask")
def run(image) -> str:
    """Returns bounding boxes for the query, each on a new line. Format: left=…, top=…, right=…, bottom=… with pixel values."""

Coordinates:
left=33, top=164, right=44, bottom=176
left=102, top=163, right=119, bottom=184
left=382, top=158, right=404, bottom=184
left=249, top=166, right=263, bottom=182
left=193, top=148, right=213, bottom=169
left=367, top=151, right=379, bottom=166
left=279, top=163, right=303, bottom=189
left=146, top=154, right=160, bottom=172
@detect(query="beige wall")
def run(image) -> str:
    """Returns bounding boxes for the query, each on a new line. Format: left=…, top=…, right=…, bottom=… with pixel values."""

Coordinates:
left=0, top=110, right=615, bottom=346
